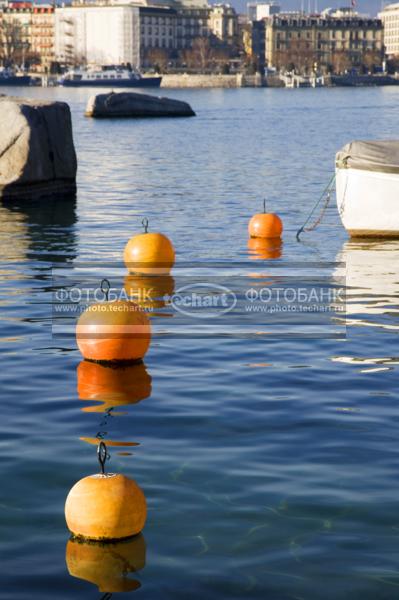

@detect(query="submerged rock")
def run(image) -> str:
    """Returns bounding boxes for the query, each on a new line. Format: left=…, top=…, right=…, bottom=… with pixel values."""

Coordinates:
left=85, top=91, right=196, bottom=118
left=0, top=96, right=77, bottom=200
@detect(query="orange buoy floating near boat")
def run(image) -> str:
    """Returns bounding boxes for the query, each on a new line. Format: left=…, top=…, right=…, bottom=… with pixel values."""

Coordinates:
left=65, top=442, right=147, bottom=541
left=76, top=280, right=151, bottom=364
left=248, top=200, right=283, bottom=239
left=124, top=218, right=175, bottom=275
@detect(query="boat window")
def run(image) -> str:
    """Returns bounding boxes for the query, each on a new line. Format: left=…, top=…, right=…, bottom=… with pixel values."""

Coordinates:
left=110, top=75, right=115, bottom=79
left=117, top=75, right=122, bottom=78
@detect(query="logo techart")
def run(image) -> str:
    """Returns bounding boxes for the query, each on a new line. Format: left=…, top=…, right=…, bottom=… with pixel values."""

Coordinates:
left=170, top=283, right=236, bottom=319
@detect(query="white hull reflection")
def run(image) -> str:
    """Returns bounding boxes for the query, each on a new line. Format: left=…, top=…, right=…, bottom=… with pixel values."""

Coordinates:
left=335, top=239, right=399, bottom=330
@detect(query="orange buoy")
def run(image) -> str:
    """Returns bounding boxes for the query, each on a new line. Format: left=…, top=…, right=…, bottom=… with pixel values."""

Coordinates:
left=66, top=534, right=146, bottom=593
left=77, top=360, right=152, bottom=412
left=124, top=218, right=175, bottom=275
left=76, top=299, right=151, bottom=364
left=65, top=443, right=147, bottom=541
left=248, top=200, right=283, bottom=239
left=247, top=237, right=282, bottom=260
left=124, top=274, right=175, bottom=312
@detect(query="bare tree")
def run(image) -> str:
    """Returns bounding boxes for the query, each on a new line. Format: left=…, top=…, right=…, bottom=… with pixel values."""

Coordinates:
left=183, top=37, right=214, bottom=72
left=0, top=19, right=27, bottom=67
left=362, top=48, right=382, bottom=73
left=273, top=38, right=317, bottom=74
left=331, top=49, right=353, bottom=74
left=145, top=48, right=168, bottom=72
left=386, top=54, right=399, bottom=75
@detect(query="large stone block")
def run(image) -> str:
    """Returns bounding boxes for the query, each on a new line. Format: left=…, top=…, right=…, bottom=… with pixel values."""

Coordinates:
left=85, top=91, right=195, bottom=118
left=0, top=96, right=77, bottom=200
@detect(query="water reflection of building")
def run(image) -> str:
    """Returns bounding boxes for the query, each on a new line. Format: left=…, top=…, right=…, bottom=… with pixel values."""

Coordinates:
left=336, top=240, right=399, bottom=331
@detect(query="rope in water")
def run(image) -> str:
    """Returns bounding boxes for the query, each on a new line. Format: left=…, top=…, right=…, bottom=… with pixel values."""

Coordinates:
left=296, top=172, right=336, bottom=241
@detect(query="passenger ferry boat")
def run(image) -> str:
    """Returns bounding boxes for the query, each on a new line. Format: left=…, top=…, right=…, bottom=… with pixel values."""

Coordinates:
left=60, top=65, right=162, bottom=88
left=0, top=67, right=31, bottom=86
left=336, top=140, right=399, bottom=238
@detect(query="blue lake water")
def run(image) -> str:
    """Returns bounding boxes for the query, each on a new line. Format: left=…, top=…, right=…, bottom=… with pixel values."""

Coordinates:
left=1, top=85, right=399, bottom=599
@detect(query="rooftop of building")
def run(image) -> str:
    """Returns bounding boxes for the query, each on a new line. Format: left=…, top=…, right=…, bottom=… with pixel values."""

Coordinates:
left=379, top=2, right=399, bottom=10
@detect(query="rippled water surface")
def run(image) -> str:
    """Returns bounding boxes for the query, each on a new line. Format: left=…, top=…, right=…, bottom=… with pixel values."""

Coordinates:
left=1, top=86, right=399, bottom=600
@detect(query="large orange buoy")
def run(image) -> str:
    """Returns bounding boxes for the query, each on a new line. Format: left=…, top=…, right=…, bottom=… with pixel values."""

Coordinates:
left=124, top=218, right=175, bottom=275
left=247, top=237, right=282, bottom=260
left=124, top=274, right=175, bottom=312
left=65, top=444, right=147, bottom=541
left=76, top=299, right=151, bottom=364
left=248, top=200, right=283, bottom=239
left=66, top=534, right=146, bottom=593
left=77, top=360, right=152, bottom=412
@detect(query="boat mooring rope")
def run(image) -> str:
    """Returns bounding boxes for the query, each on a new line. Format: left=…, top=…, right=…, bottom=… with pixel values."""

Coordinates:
left=296, top=173, right=336, bottom=241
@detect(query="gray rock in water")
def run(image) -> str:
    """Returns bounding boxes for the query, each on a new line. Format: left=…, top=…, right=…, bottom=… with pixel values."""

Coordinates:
left=0, top=96, right=77, bottom=200
left=85, top=91, right=196, bottom=118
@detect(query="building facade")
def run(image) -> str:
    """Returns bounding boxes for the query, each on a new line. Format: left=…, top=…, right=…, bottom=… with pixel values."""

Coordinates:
left=54, top=5, right=141, bottom=67
left=54, top=1, right=238, bottom=68
left=265, top=13, right=383, bottom=73
left=208, top=4, right=238, bottom=46
left=31, top=5, right=54, bottom=71
left=379, top=3, right=399, bottom=56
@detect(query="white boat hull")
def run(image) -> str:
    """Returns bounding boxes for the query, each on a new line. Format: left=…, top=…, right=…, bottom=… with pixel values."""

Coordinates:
left=336, top=167, right=399, bottom=237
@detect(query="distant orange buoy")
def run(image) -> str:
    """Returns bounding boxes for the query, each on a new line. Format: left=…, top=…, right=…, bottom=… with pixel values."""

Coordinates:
left=66, top=535, right=146, bottom=593
left=76, top=299, right=151, bottom=364
left=247, top=237, right=282, bottom=260
left=77, top=360, right=152, bottom=412
left=124, top=218, right=175, bottom=275
left=248, top=200, right=283, bottom=239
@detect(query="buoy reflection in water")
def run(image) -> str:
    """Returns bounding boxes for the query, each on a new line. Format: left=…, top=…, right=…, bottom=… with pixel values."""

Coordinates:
left=66, top=534, right=146, bottom=593
left=77, top=360, right=152, bottom=412
left=247, top=237, right=283, bottom=260
left=124, top=274, right=175, bottom=313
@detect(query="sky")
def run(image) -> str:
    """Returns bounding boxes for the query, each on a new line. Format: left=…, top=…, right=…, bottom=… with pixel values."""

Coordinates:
left=231, top=0, right=384, bottom=16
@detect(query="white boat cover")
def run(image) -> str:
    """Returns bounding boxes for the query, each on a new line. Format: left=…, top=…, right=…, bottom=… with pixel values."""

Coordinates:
left=336, top=140, right=399, bottom=174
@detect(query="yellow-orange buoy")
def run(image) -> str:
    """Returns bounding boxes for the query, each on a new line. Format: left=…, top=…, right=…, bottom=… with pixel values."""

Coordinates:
left=124, top=274, right=175, bottom=312
left=65, top=470, right=147, bottom=541
left=76, top=299, right=151, bottom=364
left=124, top=218, right=175, bottom=275
left=248, top=200, right=283, bottom=239
left=247, top=237, right=283, bottom=260
left=66, top=534, right=146, bottom=593
left=77, top=360, right=152, bottom=412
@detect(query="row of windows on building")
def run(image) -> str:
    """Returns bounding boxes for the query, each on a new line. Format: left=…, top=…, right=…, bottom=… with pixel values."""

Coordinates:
left=141, top=16, right=208, bottom=26
left=141, top=27, right=174, bottom=36
left=275, top=40, right=379, bottom=51
left=276, top=31, right=380, bottom=40
left=274, top=18, right=380, bottom=28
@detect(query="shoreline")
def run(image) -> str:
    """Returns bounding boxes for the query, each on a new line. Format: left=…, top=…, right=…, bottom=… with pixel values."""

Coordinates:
left=159, top=73, right=399, bottom=89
